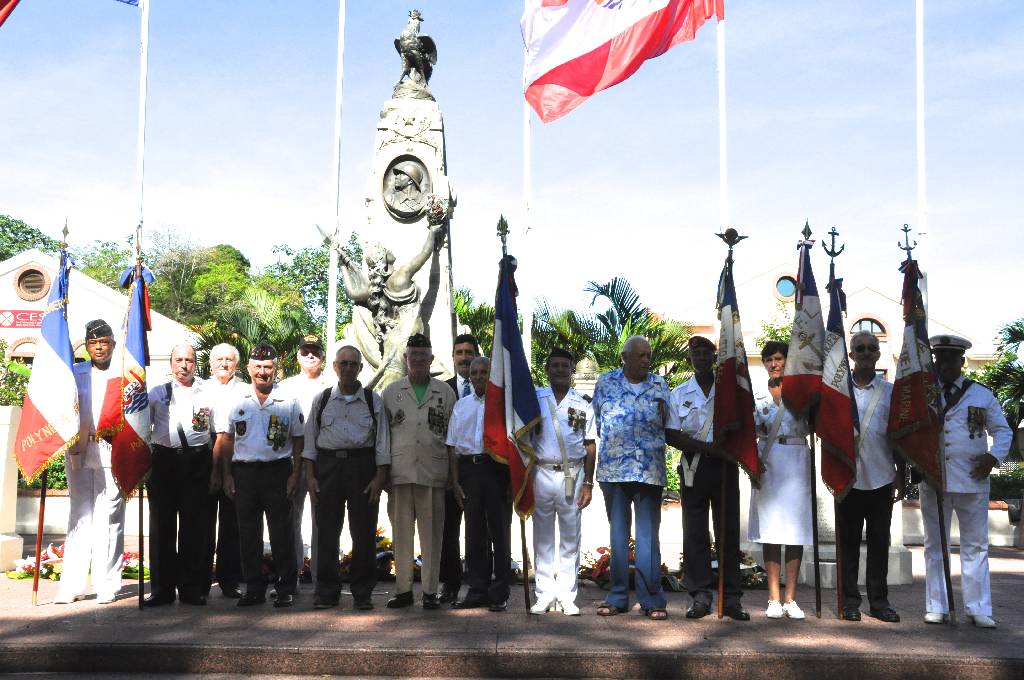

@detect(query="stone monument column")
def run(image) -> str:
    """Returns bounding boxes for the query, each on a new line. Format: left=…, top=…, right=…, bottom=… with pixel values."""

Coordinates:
left=338, top=10, right=456, bottom=390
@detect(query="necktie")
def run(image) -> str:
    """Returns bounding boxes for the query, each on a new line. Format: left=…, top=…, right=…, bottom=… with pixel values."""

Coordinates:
left=461, top=379, right=471, bottom=397
left=943, top=382, right=955, bottom=410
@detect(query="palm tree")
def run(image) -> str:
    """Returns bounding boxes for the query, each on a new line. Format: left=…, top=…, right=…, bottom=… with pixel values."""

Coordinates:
left=453, top=287, right=495, bottom=356
left=979, top=318, right=1024, bottom=457
left=193, top=288, right=309, bottom=377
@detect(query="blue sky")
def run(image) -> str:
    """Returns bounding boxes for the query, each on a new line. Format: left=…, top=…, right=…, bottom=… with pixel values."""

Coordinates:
left=2, top=1, right=1021, bottom=348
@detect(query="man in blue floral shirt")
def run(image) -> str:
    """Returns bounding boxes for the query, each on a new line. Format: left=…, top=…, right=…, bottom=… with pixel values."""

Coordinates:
left=592, top=336, right=670, bottom=620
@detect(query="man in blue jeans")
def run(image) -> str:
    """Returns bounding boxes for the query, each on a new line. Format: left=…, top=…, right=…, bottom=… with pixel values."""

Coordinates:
left=591, top=336, right=670, bottom=620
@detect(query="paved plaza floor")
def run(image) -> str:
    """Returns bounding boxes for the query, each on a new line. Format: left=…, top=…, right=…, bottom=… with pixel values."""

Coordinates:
left=1, top=543, right=1022, bottom=679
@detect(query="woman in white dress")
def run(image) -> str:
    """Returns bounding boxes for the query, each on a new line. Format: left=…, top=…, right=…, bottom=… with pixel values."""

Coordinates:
left=749, top=341, right=813, bottom=619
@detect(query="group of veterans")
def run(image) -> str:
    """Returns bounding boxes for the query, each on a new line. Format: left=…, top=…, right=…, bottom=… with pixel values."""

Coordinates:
left=52, top=318, right=1012, bottom=628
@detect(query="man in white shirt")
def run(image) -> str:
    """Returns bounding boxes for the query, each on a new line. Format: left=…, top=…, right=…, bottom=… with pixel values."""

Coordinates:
left=216, top=343, right=304, bottom=608
left=203, top=343, right=246, bottom=599
left=446, top=355, right=512, bottom=612
left=838, top=332, right=903, bottom=623
left=55, top=319, right=126, bottom=605
left=922, top=334, right=1013, bottom=628
left=279, top=334, right=334, bottom=586
left=303, top=345, right=390, bottom=610
left=145, top=344, right=220, bottom=607
left=529, top=348, right=595, bottom=617
left=665, top=336, right=748, bottom=621
left=439, top=333, right=479, bottom=602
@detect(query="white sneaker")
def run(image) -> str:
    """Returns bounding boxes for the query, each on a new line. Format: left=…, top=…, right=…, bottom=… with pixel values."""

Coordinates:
left=560, top=600, right=581, bottom=616
left=96, top=592, right=117, bottom=604
left=782, top=600, right=805, bottom=619
left=924, top=612, right=949, bottom=624
left=765, top=600, right=784, bottom=619
left=970, top=614, right=997, bottom=629
left=53, top=592, right=85, bottom=605
left=530, top=597, right=556, bottom=615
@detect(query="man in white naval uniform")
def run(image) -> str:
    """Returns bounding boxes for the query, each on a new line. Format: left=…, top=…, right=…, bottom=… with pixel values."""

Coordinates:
left=922, top=334, right=1012, bottom=628
left=528, top=348, right=595, bottom=617
left=55, top=319, right=126, bottom=605
left=278, top=334, right=334, bottom=585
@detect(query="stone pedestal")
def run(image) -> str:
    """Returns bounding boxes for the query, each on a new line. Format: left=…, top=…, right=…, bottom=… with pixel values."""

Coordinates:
left=740, top=442, right=913, bottom=587
left=343, top=97, right=456, bottom=390
left=0, top=406, right=25, bottom=569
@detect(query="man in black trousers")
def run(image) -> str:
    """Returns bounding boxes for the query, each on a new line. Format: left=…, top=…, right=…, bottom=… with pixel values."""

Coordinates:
left=665, top=336, right=749, bottom=620
left=145, top=344, right=218, bottom=606
left=440, top=333, right=479, bottom=602
left=303, top=346, right=390, bottom=610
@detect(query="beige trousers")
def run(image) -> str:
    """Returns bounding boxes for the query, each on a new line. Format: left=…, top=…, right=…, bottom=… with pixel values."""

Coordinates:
left=387, top=483, right=445, bottom=596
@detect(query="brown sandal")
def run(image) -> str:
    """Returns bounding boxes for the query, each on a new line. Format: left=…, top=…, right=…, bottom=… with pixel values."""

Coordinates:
left=643, top=607, right=668, bottom=621
left=597, top=602, right=627, bottom=616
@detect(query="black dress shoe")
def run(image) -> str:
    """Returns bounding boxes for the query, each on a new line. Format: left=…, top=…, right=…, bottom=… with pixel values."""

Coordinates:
left=722, top=605, right=750, bottom=621
left=237, top=592, right=267, bottom=607
left=422, top=593, right=441, bottom=610
left=313, top=596, right=339, bottom=609
left=354, top=597, right=374, bottom=611
left=870, top=607, right=900, bottom=623
left=179, top=594, right=207, bottom=606
left=220, top=585, right=243, bottom=599
left=142, top=592, right=175, bottom=607
left=452, top=596, right=488, bottom=610
left=439, top=586, right=459, bottom=603
left=488, top=600, right=508, bottom=612
left=686, top=601, right=711, bottom=619
left=273, top=593, right=294, bottom=608
left=386, top=591, right=414, bottom=609
left=842, top=607, right=862, bottom=621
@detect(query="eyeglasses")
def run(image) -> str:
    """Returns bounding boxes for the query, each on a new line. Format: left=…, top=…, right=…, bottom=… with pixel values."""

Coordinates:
left=853, top=344, right=880, bottom=353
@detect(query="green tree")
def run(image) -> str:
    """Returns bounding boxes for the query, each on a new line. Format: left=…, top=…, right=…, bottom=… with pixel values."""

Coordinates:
left=0, top=340, right=30, bottom=406
left=0, top=215, right=59, bottom=261
left=260, top=233, right=362, bottom=340
left=71, top=239, right=134, bottom=289
left=454, top=287, right=495, bottom=356
left=754, top=300, right=793, bottom=349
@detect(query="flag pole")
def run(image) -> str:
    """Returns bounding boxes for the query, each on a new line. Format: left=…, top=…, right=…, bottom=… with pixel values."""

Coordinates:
left=325, top=0, right=347, bottom=345
left=934, top=483, right=956, bottom=624
left=714, top=11, right=729, bottom=623
left=31, top=470, right=48, bottom=606
left=520, top=44, right=534, bottom=370
left=915, top=0, right=927, bottom=263
left=132, top=0, right=150, bottom=257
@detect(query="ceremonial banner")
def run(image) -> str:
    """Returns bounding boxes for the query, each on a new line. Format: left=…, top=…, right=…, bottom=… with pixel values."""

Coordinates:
left=713, top=255, right=760, bottom=483
left=887, top=259, right=942, bottom=486
left=96, top=265, right=154, bottom=495
left=0, top=0, right=21, bottom=28
left=522, top=0, right=724, bottom=123
left=817, top=276, right=858, bottom=499
left=14, top=248, right=79, bottom=482
left=782, top=239, right=825, bottom=417
left=484, top=255, right=542, bottom=518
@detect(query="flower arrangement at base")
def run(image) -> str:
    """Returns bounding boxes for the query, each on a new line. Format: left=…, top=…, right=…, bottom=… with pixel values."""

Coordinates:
left=121, top=552, right=150, bottom=581
left=7, top=543, right=63, bottom=580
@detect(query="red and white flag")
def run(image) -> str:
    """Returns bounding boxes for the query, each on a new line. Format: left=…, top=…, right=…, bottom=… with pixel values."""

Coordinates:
left=0, top=0, right=21, bottom=29
left=782, top=239, right=825, bottom=417
left=522, top=0, right=724, bottom=123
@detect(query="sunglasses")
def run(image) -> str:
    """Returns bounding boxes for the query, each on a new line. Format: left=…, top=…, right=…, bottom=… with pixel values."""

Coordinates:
left=853, top=344, right=880, bottom=353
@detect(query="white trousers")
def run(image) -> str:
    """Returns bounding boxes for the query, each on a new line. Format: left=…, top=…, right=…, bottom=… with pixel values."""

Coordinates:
left=531, top=465, right=583, bottom=604
left=920, top=484, right=992, bottom=616
left=60, top=463, right=126, bottom=599
left=387, top=484, right=444, bottom=595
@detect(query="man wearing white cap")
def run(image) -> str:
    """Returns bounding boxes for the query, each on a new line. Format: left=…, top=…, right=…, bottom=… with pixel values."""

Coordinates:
left=923, top=334, right=1012, bottom=628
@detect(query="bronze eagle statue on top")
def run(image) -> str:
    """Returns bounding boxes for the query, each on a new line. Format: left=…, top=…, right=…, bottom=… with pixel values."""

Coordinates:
left=394, top=9, right=437, bottom=100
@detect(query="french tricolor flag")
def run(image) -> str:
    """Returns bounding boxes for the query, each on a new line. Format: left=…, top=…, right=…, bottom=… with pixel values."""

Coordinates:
left=782, top=238, right=825, bottom=417
left=522, top=0, right=723, bottom=123
left=483, top=255, right=542, bottom=519
left=817, top=276, right=858, bottom=499
left=96, top=264, right=153, bottom=495
left=14, top=248, right=80, bottom=482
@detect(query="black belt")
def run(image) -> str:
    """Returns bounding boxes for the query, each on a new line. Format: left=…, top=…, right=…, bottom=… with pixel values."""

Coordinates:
left=232, top=457, right=292, bottom=468
left=318, top=447, right=375, bottom=459
left=460, top=454, right=491, bottom=465
left=154, top=443, right=211, bottom=455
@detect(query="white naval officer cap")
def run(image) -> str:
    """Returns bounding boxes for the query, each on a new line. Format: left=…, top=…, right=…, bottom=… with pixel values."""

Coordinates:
left=929, top=334, right=972, bottom=353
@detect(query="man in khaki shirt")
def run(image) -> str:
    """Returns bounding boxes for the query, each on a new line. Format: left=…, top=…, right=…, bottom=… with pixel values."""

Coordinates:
left=381, top=333, right=457, bottom=609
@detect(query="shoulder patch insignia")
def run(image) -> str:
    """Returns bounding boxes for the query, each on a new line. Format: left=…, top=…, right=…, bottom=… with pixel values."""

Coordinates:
left=235, top=421, right=247, bottom=436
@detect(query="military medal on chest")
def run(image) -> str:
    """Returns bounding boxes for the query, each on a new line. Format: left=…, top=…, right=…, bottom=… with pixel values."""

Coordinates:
left=567, top=406, right=586, bottom=434
left=267, top=414, right=289, bottom=450
left=192, top=406, right=211, bottom=432
left=967, top=406, right=986, bottom=439
left=427, top=406, right=446, bottom=436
